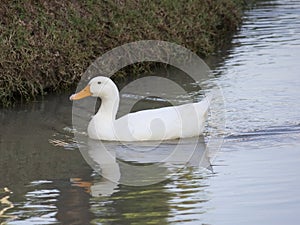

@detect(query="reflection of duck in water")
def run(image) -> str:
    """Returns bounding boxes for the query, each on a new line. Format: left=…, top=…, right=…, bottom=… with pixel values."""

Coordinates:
left=70, top=137, right=210, bottom=197
left=70, top=76, right=209, bottom=141
left=71, top=177, right=119, bottom=197
left=75, top=136, right=210, bottom=188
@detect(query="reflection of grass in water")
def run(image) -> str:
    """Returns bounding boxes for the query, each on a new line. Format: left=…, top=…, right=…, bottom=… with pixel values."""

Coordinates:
left=0, top=187, right=16, bottom=223
left=89, top=167, right=209, bottom=224
left=0, top=0, right=246, bottom=106
left=48, top=126, right=87, bottom=150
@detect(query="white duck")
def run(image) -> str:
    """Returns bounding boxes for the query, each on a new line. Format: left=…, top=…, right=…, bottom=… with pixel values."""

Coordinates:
left=70, top=76, right=209, bottom=141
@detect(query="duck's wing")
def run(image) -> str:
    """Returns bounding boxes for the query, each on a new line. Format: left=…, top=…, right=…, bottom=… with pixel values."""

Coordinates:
left=115, top=98, right=209, bottom=141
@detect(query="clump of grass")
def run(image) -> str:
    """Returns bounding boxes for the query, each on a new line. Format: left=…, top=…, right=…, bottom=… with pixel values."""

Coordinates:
left=0, top=0, right=246, bottom=106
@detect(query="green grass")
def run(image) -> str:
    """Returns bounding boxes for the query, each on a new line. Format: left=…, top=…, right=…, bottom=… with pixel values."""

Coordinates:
left=0, top=0, right=247, bottom=106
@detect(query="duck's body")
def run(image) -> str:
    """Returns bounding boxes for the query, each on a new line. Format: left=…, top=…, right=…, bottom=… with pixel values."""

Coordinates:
left=88, top=101, right=208, bottom=141
left=70, top=76, right=209, bottom=141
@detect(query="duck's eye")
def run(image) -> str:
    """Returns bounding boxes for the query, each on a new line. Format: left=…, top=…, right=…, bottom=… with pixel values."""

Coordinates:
left=98, top=81, right=101, bottom=85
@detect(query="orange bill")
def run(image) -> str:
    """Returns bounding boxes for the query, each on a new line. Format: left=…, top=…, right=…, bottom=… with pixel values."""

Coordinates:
left=70, top=85, right=91, bottom=100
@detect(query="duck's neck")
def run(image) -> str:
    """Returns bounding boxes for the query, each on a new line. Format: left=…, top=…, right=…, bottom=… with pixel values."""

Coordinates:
left=95, top=90, right=120, bottom=121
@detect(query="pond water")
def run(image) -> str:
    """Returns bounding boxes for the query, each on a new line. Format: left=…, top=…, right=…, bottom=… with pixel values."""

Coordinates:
left=1, top=0, right=300, bottom=224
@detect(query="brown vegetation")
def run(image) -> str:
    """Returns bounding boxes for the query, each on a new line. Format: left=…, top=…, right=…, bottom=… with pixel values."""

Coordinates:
left=0, top=0, right=245, bottom=106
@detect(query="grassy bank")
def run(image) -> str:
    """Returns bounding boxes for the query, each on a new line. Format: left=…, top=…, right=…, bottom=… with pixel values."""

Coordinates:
left=0, top=0, right=246, bottom=106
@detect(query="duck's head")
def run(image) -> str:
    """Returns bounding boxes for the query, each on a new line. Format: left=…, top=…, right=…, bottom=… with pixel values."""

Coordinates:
left=70, top=76, right=118, bottom=101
